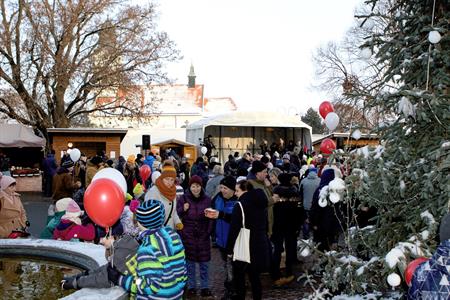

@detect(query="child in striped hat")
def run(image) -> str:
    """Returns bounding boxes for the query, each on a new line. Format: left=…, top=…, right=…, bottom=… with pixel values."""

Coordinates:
left=62, top=199, right=187, bottom=299
left=115, top=199, right=187, bottom=299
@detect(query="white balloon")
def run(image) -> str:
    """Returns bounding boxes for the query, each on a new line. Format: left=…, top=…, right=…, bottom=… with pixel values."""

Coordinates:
left=92, top=168, right=127, bottom=196
left=352, top=129, right=362, bottom=140
left=67, top=148, right=72, bottom=154
left=201, top=146, right=208, bottom=155
left=325, top=112, right=340, bottom=131
left=360, top=47, right=372, bottom=60
left=387, top=273, right=401, bottom=287
left=428, top=30, right=441, bottom=44
left=318, top=198, right=328, bottom=208
left=69, top=148, right=81, bottom=162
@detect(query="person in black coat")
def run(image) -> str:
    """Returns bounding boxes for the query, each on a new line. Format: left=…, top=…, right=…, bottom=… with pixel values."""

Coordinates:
left=271, top=173, right=304, bottom=286
left=310, top=169, right=345, bottom=251
left=226, top=180, right=271, bottom=300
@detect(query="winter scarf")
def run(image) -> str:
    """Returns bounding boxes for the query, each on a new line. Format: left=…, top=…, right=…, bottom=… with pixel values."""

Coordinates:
left=155, top=177, right=176, bottom=201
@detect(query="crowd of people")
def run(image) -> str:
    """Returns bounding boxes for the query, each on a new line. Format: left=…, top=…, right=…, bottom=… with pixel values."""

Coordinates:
left=1, top=142, right=446, bottom=299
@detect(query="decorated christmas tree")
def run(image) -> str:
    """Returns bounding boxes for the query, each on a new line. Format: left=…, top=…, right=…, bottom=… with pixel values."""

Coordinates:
left=311, top=0, right=449, bottom=296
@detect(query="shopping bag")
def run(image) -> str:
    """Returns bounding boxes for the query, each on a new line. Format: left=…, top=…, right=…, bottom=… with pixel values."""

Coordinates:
left=233, top=202, right=251, bottom=263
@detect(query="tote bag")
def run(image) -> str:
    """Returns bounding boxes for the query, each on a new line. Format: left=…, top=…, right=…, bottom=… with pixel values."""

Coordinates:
left=233, top=202, right=251, bottom=263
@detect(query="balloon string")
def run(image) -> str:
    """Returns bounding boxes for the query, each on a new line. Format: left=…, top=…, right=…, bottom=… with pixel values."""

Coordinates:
left=108, top=227, right=115, bottom=268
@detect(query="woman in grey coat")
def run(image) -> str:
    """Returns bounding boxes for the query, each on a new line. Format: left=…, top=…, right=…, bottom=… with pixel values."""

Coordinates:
left=205, top=165, right=224, bottom=199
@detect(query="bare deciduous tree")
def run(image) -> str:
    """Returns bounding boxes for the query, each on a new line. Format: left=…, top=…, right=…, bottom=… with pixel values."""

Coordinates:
left=0, top=0, right=179, bottom=140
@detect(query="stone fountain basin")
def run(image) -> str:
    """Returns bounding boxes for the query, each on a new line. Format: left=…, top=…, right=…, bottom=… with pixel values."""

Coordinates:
left=0, top=239, right=128, bottom=300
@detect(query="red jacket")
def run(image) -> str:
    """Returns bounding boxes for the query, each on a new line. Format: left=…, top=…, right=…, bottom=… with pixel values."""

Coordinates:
left=53, top=220, right=95, bottom=241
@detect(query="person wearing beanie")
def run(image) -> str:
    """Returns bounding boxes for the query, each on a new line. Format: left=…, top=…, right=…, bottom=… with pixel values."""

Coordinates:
left=96, top=199, right=187, bottom=299
left=205, top=175, right=238, bottom=299
left=52, top=159, right=80, bottom=202
left=40, top=198, right=72, bottom=239
left=177, top=175, right=214, bottom=297
left=0, top=176, right=28, bottom=238
left=85, top=156, right=103, bottom=187
left=53, top=199, right=95, bottom=241
left=271, top=173, right=303, bottom=287
left=145, top=161, right=183, bottom=230
left=299, top=167, right=321, bottom=239
left=248, top=160, right=275, bottom=237
left=123, top=155, right=142, bottom=195
left=135, top=153, right=144, bottom=167
left=408, top=213, right=450, bottom=299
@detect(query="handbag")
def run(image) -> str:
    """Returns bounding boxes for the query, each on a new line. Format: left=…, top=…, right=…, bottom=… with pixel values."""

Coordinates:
left=233, top=202, right=251, bottom=263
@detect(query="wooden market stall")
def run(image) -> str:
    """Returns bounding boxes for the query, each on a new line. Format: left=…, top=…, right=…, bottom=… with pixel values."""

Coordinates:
left=151, top=139, right=197, bottom=166
left=47, top=128, right=128, bottom=163
left=0, top=123, right=45, bottom=192
left=312, top=132, right=379, bottom=153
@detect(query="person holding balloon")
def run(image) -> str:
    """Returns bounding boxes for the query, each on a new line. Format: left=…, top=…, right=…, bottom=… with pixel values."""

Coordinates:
left=408, top=213, right=450, bottom=299
left=145, top=160, right=183, bottom=230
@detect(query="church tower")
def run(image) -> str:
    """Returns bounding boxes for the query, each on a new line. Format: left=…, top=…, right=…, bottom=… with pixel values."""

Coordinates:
left=188, top=64, right=196, bottom=88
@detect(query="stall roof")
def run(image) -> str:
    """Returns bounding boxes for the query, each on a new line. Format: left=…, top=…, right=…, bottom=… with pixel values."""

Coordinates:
left=47, top=128, right=128, bottom=134
left=152, top=138, right=196, bottom=146
left=0, top=123, right=45, bottom=148
left=186, top=111, right=312, bottom=130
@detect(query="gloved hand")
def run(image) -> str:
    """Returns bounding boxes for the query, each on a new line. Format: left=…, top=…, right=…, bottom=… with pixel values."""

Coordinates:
left=61, top=278, right=78, bottom=290
left=107, top=263, right=122, bottom=285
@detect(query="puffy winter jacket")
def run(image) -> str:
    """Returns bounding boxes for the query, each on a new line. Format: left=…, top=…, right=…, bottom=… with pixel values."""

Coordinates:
left=408, top=240, right=450, bottom=299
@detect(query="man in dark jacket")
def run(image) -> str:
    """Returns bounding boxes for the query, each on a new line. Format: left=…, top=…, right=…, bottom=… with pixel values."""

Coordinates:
left=271, top=173, right=303, bottom=287
left=42, top=150, right=58, bottom=197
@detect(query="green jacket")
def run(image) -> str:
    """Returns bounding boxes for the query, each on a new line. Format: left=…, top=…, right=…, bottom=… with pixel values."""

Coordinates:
left=40, top=211, right=65, bottom=239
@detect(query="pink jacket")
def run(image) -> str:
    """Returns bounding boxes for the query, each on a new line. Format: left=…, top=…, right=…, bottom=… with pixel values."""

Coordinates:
left=53, top=220, right=95, bottom=241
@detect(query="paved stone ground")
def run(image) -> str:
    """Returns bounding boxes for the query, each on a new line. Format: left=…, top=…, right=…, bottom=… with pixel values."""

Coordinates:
left=22, top=192, right=314, bottom=299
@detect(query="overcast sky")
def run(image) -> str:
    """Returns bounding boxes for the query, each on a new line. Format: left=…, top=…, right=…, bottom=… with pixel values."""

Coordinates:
left=149, top=0, right=362, bottom=115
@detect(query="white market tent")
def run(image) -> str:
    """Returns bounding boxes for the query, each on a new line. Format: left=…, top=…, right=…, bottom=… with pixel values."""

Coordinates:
left=0, top=123, right=45, bottom=148
left=186, top=111, right=312, bottom=163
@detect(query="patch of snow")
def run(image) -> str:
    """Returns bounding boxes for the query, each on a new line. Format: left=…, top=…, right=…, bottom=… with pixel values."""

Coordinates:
left=442, top=141, right=450, bottom=149
left=421, top=230, right=430, bottom=240
left=329, top=192, right=341, bottom=203
left=62, top=287, right=125, bottom=300
left=400, top=180, right=406, bottom=191
left=337, top=255, right=360, bottom=264
left=420, top=210, right=436, bottom=225
left=329, top=178, right=346, bottom=192
left=385, top=248, right=405, bottom=268
left=332, top=292, right=382, bottom=300
left=0, top=238, right=108, bottom=266
left=398, top=96, right=416, bottom=119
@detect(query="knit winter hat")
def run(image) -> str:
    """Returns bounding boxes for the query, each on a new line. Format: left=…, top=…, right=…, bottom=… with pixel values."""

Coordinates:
left=189, top=175, right=203, bottom=187
left=129, top=199, right=140, bottom=213
left=127, top=155, right=136, bottom=164
left=278, top=173, right=292, bottom=187
left=251, top=160, right=267, bottom=174
left=440, top=213, right=450, bottom=242
left=55, top=197, right=72, bottom=212
left=283, top=153, right=290, bottom=160
left=133, top=183, right=144, bottom=197
left=62, top=160, right=74, bottom=169
left=220, top=176, right=236, bottom=191
left=61, top=199, right=83, bottom=225
left=0, top=175, right=16, bottom=190
left=151, top=171, right=161, bottom=183
left=135, top=199, right=165, bottom=230
left=160, top=161, right=177, bottom=179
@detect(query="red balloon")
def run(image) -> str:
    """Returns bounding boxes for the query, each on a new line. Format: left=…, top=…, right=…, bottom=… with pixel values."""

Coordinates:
left=84, top=178, right=125, bottom=228
left=319, top=101, right=334, bottom=119
left=320, top=138, right=336, bottom=154
left=405, top=257, right=428, bottom=286
left=140, top=165, right=151, bottom=183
